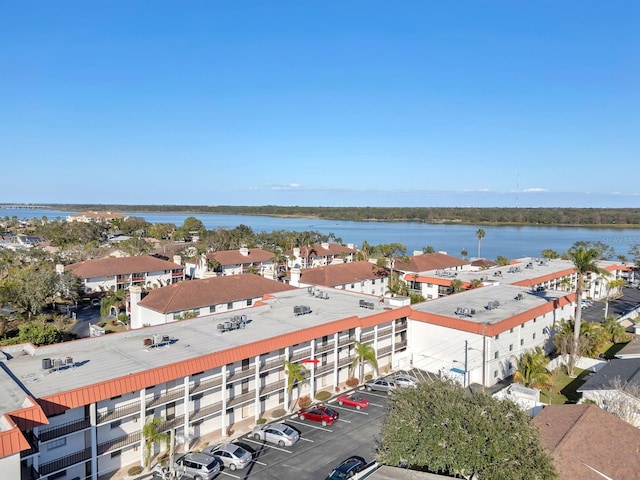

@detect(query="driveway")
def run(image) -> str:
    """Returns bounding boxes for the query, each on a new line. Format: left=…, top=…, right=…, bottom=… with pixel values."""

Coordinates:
left=70, top=303, right=102, bottom=337
left=583, top=287, right=640, bottom=324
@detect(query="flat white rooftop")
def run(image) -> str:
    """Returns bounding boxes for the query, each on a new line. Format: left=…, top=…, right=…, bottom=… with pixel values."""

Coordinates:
left=0, top=288, right=397, bottom=413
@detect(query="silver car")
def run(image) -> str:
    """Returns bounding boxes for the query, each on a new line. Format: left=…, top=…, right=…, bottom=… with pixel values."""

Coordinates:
left=203, top=443, right=253, bottom=471
left=251, top=422, right=300, bottom=447
left=365, top=378, right=397, bottom=393
left=392, top=374, right=418, bottom=388
left=173, top=452, right=220, bottom=480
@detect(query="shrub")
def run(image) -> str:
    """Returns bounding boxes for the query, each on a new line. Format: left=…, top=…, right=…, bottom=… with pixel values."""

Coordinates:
left=364, top=373, right=373, bottom=381
left=315, top=390, right=332, bottom=402
left=272, top=408, right=286, bottom=418
left=298, top=395, right=311, bottom=409
left=346, top=377, right=359, bottom=388
left=128, top=465, right=143, bottom=476
left=256, top=418, right=266, bottom=425
left=335, top=386, right=341, bottom=393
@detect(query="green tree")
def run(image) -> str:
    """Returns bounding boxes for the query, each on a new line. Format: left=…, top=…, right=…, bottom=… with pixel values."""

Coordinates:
left=476, top=228, right=486, bottom=259
left=18, top=322, right=63, bottom=346
left=3, top=267, right=59, bottom=318
left=376, top=380, right=557, bottom=480
left=349, top=341, right=379, bottom=381
left=142, top=417, right=170, bottom=470
left=541, top=249, right=560, bottom=259
left=284, top=360, right=307, bottom=412
left=602, top=315, right=630, bottom=344
left=450, top=278, right=464, bottom=294
left=422, top=246, right=435, bottom=254
left=603, top=278, right=627, bottom=318
left=182, top=216, right=205, bottom=233
left=460, top=248, right=468, bottom=260
left=100, top=288, right=127, bottom=320
left=118, top=237, right=153, bottom=256
left=567, top=245, right=611, bottom=375
left=513, top=347, right=552, bottom=389
left=495, top=255, right=509, bottom=266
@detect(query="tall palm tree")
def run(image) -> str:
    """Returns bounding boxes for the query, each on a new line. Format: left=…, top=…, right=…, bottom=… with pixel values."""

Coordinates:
left=567, top=246, right=611, bottom=371
left=513, top=347, right=552, bottom=389
left=284, top=360, right=307, bottom=412
left=476, top=229, right=486, bottom=259
left=350, top=341, right=379, bottom=381
left=450, top=278, right=464, bottom=294
left=143, top=417, right=170, bottom=470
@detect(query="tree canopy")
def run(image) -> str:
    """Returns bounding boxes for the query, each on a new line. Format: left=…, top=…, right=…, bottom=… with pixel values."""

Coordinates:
left=376, top=380, right=557, bottom=480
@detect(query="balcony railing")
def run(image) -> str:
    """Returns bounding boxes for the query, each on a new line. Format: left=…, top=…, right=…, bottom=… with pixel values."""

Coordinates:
left=159, top=415, right=185, bottom=433
left=227, top=391, right=255, bottom=408
left=97, top=431, right=142, bottom=455
left=315, top=362, right=335, bottom=375
left=172, top=271, right=184, bottom=277
left=395, top=340, right=408, bottom=350
left=191, top=402, right=223, bottom=422
left=337, top=336, right=355, bottom=347
left=190, top=376, right=223, bottom=395
left=378, top=345, right=393, bottom=356
left=39, top=447, right=92, bottom=476
left=97, top=401, right=141, bottom=424
left=261, top=356, right=285, bottom=372
left=39, top=417, right=91, bottom=442
left=315, top=342, right=335, bottom=354
left=395, top=319, right=407, bottom=331
left=227, top=367, right=256, bottom=383
left=291, top=348, right=311, bottom=361
left=146, top=387, right=185, bottom=409
left=259, top=382, right=284, bottom=397
left=377, top=326, right=393, bottom=337
left=337, top=357, right=352, bottom=368
left=360, top=331, right=375, bottom=343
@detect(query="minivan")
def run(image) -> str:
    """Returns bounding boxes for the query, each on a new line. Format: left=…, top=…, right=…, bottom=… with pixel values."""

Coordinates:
left=173, top=452, right=220, bottom=480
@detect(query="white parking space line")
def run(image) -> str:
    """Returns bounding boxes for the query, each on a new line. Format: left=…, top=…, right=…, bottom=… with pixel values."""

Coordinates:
left=337, top=418, right=351, bottom=423
left=253, top=460, right=267, bottom=466
left=219, top=471, right=240, bottom=478
left=367, top=402, right=385, bottom=407
left=243, top=437, right=294, bottom=454
left=286, top=419, right=334, bottom=432
left=299, top=437, right=314, bottom=442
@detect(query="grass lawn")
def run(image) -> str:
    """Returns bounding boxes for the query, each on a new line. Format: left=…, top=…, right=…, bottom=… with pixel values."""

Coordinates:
left=540, top=368, right=592, bottom=405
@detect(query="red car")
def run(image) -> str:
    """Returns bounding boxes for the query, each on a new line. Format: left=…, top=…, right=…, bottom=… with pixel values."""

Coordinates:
left=336, top=393, right=370, bottom=410
left=297, top=405, right=339, bottom=426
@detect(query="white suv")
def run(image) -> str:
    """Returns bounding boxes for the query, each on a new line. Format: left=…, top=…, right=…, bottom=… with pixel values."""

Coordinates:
left=173, top=452, right=220, bottom=480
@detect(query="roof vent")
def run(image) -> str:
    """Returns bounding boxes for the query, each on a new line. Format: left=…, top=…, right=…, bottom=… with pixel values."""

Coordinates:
left=293, top=305, right=312, bottom=317
left=217, top=315, right=247, bottom=334
left=359, top=299, right=375, bottom=310
left=455, top=307, right=476, bottom=317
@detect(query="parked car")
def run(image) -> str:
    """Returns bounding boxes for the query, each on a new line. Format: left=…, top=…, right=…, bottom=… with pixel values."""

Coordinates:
left=173, top=452, right=220, bottom=480
left=391, top=374, right=418, bottom=389
left=325, top=455, right=368, bottom=480
left=336, top=393, right=370, bottom=410
left=365, top=378, right=397, bottom=393
left=251, top=422, right=300, bottom=446
left=297, top=405, right=339, bottom=426
left=91, top=298, right=101, bottom=307
left=202, top=443, right=252, bottom=471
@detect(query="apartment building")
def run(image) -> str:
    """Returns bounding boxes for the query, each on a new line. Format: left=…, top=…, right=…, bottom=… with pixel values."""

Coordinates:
left=286, top=243, right=357, bottom=269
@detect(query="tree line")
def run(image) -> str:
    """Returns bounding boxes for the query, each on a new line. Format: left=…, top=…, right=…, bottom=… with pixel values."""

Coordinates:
left=29, top=204, right=640, bottom=226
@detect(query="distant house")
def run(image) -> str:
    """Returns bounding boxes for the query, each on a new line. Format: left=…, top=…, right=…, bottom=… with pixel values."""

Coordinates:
left=203, top=247, right=276, bottom=279
left=64, top=255, right=185, bottom=293
left=534, top=404, right=640, bottom=480
left=395, top=252, right=471, bottom=300
left=286, top=243, right=357, bottom=269
left=129, top=273, right=297, bottom=328
left=288, top=260, right=389, bottom=296
left=66, top=211, right=127, bottom=223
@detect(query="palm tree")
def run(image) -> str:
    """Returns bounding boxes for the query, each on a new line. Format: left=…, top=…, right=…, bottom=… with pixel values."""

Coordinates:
left=450, top=278, right=464, bottom=294
left=284, top=360, right=307, bottom=412
left=461, top=248, right=468, bottom=260
left=469, top=278, right=482, bottom=289
left=143, top=417, right=170, bottom=470
left=513, top=347, right=552, bottom=389
left=476, top=228, right=486, bottom=259
left=350, top=341, right=379, bottom=382
left=580, top=322, right=609, bottom=358
left=604, top=278, right=627, bottom=318
left=567, top=245, right=611, bottom=373
left=602, top=315, right=630, bottom=344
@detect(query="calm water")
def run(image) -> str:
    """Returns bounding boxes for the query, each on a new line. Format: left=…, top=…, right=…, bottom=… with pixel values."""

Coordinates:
left=2, top=207, right=639, bottom=261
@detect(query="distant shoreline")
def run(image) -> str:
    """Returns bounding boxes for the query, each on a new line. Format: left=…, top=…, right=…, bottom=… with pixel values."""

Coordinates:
left=2, top=204, right=640, bottom=229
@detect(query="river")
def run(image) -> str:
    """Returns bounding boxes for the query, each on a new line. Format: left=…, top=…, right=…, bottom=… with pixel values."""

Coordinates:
left=2, top=207, right=639, bottom=261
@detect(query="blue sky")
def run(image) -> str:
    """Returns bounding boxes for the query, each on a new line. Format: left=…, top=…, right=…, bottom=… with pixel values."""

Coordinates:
left=1, top=1, right=638, bottom=208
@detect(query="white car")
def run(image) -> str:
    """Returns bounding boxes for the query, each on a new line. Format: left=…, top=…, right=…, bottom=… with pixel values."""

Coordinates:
left=392, top=374, right=418, bottom=389
left=251, top=422, right=300, bottom=446
left=202, top=443, right=252, bottom=471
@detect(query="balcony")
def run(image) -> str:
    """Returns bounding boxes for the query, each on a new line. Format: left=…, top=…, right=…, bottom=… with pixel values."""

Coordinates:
left=116, top=275, right=130, bottom=284
left=172, top=271, right=184, bottom=278
left=159, top=415, right=185, bottom=433
left=291, top=348, right=312, bottom=362
left=39, top=417, right=91, bottom=442
left=146, top=387, right=185, bottom=409
left=260, top=356, right=285, bottom=372
left=132, top=275, right=145, bottom=282
left=190, top=376, right=223, bottom=395
left=337, top=357, right=352, bottom=368
left=360, top=331, right=375, bottom=343
left=395, top=340, right=408, bottom=350
left=315, top=362, right=335, bottom=375
left=97, top=401, right=141, bottom=424
left=227, top=391, right=255, bottom=408
left=97, top=431, right=142, bottom=455
left=259, top=382, right=284, bottom=397
left=39, top=447, right=92, bottom=476
left=227, top=367, right=256, bottom=383
left=191, top=402, right=223, bottom=422
left=395, top=319, right=407, bottom=331
left=315, top=342, right=335, bottom=354
left=337, top=336, right=355, bottom=347
left=377, top=326, right=393, bottom=337
left=378, top=345, right=393, bottom=356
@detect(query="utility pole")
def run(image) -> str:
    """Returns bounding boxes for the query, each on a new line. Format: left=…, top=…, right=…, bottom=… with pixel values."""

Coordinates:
left=482, top=324, right=487, bottom=393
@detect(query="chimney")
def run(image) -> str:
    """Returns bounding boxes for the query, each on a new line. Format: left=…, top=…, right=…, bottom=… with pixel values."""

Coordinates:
left=290, top=267, right=301, bottom=287
left=173, top=255, right=182, bottom=265
left=293, top=247, right=301, bottom=257
left=240, top=247, right=249, bottom=256
left=129, top=285, right=143, bottom=330
left=321, top=242, right=329, bottom=250
left=347, top=243, right=354, bottom=249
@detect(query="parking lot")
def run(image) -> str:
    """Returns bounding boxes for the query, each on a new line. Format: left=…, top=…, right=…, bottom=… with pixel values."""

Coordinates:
left=204, top=387, right=391, bottom=480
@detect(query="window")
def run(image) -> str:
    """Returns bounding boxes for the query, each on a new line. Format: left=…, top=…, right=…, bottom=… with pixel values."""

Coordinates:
left=49, top=471, right=66, bottom=480
left=494, top=370, right=498, bottom=378
left=521, top=323, right=525, bottom=329
left=351, top=283, right=355, bottom=289
left=110, top=420, right=121, bottom=429
left=193, top=308, right=200, bottom=316
left=242, top=359, right=250, bottom=371
left=372, top=279, right=376, bottom=284
left=227, top=302, right=233, bottom=309
left=532, top=333, right=536, bottom=340
left=247, top=298, right=253, bottom=306
left=494, top=351, right=499, bottom=359
left=509, top=344, right=513, bottom=352
left=533, top=317, right=537, bottom=323
left=510, top=328, right=514, bottom=333
left=111, top=394, right=122, bottom=400
left=47, top=438, right=66, bottom=450
left=111, top=450, right=121, bottom=458
left=520, top=339, right=524, bottom=346
left=173, top=312, right=180, bottom=320
left=495, top=334, right=500, bottom=340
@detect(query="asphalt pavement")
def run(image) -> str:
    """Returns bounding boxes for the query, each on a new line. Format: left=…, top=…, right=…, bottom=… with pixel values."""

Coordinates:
left=70, top=303, right=102, bottom=337
left=582, top=287, right=640, bottom=324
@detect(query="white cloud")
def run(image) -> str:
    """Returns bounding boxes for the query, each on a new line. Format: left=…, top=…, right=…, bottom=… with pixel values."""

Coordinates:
left=268, top=183, right=303, bottom=191
left=521, top=188, right=548, bottom=193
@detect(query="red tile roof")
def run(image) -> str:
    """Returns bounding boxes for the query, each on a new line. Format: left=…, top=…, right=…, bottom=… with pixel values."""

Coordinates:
left=206, top=248, right=275, bottom=266
left=406, top=274, right=474, bottom=289
left=534, top=404, right=640, bottom=480
left=511, top=268, right=575, bottom=287
left=139, top=274, right=297, bottom=313
left=296, top=261, right=388, bottom=287
left=0, top=418, right=30, bottom=458
left=288, top=243, right=357, bottom=258
left=39, top=305, right=413, bottom=415
left=395, top=252, right=469, bottom=272
left=66, top=255, right=183, bottom=278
